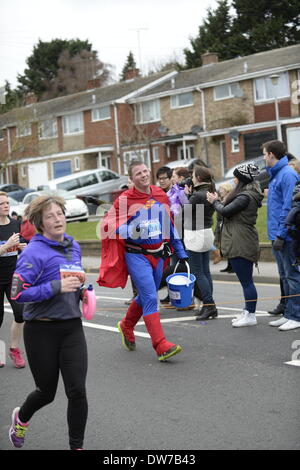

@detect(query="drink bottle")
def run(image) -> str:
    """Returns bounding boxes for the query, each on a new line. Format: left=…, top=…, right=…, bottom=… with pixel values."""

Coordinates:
left=82, top=284, right=96, bottom=320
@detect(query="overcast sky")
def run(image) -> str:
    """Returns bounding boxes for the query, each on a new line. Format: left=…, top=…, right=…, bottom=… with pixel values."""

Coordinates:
left=0, top=0, right=217, bottom=87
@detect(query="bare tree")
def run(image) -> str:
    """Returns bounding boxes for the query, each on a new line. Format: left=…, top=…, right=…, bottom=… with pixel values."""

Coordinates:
left=42, top=49, right=111, bottom=100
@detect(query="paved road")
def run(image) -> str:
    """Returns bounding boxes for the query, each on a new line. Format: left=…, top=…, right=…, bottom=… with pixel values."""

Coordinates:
left=1, top=275, right=299, bottom=451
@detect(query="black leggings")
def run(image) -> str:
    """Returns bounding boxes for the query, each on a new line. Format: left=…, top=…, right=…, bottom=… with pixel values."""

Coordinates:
left=0, top=282, right=24, bottom=328
left=19, top=319, right=88, bottom=450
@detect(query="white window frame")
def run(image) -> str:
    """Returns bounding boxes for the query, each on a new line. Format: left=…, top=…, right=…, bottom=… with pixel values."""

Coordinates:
left=152, top=147, right=160, bottom=163
left=231, top=136, right=240, bottom=153
left=74, top=156, right=81, bottom=171
left=62, top=112, right=83, bottom=135
left=170, top=92, right=193, bottom=109
left=135, top=100, right=160, bottom=124
left=177, top=144, right=195, bottom=160
left=38, top=119, right=58, bottom=139
left=91, top=105, right=111, bottom=122
left=16, top=123, right=32, bottom=137
left=214, top=83, right=240, bottom=101
left=254, top=72, right=290, bottom=103
left=21, top=165, right=27, bottom=178
left=123, top=149, right=150, bottom=175
left=100, top=155, right=111, bottom=169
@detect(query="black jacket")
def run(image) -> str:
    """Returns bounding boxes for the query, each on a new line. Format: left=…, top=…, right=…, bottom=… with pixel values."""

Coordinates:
left=184, top=183, right=215, bottom=231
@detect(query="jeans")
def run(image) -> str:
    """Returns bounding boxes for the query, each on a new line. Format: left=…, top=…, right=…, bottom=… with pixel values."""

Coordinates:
left=229, top=257, right=257, bottom=313
left=272, top=240, right=300, bottom=321
left=187, top=250, right=214, bottom=304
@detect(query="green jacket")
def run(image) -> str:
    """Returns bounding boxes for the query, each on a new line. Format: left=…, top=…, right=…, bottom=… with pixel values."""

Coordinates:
left=213, top=182, right=264, bottom=263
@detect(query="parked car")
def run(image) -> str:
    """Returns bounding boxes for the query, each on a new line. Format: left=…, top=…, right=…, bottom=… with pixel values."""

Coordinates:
left=7, top=188, right=36, bottom=202
left=8, top=196, right=24, bottom=218
left=0, top=183, right=25, bottom=193
left=215, top=156, right=269, bottom=191
left=21, top=190, right=89, bottom=223
left=47, top=168, right=128, bottom=201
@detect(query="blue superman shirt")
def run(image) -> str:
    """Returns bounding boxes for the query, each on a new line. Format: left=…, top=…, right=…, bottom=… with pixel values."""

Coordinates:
left=117, top=196, right=187, bottom=258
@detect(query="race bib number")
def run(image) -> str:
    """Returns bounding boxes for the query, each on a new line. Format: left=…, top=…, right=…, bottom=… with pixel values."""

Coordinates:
left=60, top=264, right=86, bottom=284
left=0, top=241, right=18, bottom=257
left=139, top=219, right=161, bottom=238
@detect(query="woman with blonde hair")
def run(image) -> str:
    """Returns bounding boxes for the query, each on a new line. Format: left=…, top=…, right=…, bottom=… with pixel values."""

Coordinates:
left=215, top=182, right=234, bottom=270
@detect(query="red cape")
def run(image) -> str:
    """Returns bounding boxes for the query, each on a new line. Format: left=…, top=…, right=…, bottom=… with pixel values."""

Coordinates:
left=97, top=186, right=170, bottom=288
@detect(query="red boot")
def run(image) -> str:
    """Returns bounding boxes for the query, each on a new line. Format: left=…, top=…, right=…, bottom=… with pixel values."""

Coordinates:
left=117, top=300, right=143, bottom=351
left=143, top=312, right=182, bottom=361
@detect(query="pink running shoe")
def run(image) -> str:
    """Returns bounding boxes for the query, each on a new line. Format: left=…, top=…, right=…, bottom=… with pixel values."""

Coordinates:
left=9, top=348, right=26, bottom=368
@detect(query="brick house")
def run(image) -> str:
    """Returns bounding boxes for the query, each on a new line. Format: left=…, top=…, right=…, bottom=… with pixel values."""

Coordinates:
left=0, top=44, right=299, bottom=187
left=129, top=44, right=300, bottom=180
left=0, top=70, right=176, bottom=187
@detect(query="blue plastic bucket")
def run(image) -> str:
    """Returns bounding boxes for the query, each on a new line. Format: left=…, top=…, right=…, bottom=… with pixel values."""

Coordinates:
left=166, top=262, right=196, bottom=308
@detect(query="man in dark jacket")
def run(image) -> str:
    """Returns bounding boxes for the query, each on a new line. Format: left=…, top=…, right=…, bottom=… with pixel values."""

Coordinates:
left=263, top=140, right=300, bottom=331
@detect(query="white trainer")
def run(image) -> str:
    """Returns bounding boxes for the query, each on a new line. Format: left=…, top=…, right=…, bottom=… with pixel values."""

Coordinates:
left=232, top=310, right=257, bottom=327
left=231, top=311, right=246, bottom=324
left=278, top=319, right=300, bottom=331
left=269, top=317, right=288, bottom=327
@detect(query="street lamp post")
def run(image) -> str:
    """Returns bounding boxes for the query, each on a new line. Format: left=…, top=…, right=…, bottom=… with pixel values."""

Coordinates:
left=269, top=74, right=282, bottom=141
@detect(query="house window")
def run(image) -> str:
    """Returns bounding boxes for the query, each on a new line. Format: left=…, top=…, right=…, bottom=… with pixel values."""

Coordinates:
left=100, top=155, right=111, bottom=169
left=135, top=100, right=160, bottom=123
left=254, top=72, right=290, bottom=102
left=74, top=156, right=81, bottom=171
left=214, top=83, right=240, bottom=100
left=91, top=105, right=110, bottom=121
left=21, top=166, right=27, bottom=178
left=0, top=129, right=4, bottom=140
left=170, top=92, right=193, bottom=108
left=52, top=160, right=72, bottom=179
left=16, top=123, right=31, bottom=137
left=231, top=136, right=240, bottom=153
left=123, top=149, right=150, bottom=174
left=62, top=112, right=83, bottom=135
left=152, top=147, right=160, bottom=163
left=39, top=119, right=57, bottom=139
left=177, top=145, right=195, bottom=160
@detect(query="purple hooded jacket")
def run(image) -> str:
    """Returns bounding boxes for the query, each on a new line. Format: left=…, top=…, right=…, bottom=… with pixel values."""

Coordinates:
left=11, top=233, right=84, bottom=321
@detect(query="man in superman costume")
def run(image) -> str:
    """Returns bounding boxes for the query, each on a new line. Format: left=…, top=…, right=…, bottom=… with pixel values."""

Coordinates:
left=97, top=161, right=188, bottom=361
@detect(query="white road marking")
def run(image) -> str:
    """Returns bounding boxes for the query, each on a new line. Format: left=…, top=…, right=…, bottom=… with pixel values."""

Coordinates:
left=82, top=321, right=150, bottom=338
left=284, top=360, right=300, bottom=367
left=95, top=295, right=131, bottom=301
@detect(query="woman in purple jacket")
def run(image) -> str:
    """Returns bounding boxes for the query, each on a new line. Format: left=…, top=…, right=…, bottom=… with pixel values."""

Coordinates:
left=9, top=195, right=88, bottom=450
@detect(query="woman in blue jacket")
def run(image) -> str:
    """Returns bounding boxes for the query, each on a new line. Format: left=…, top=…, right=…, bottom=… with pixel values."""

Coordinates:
left=9, top=195, right=88, bottom=450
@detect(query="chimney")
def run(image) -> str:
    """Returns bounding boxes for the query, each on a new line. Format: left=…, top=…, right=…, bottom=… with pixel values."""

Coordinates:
left=87, top=78, right=101, bottom=90
left=124, top=68, right=140, bottom=80
left=201, top=52, right=219, bottom=66
left=25, top=92, right=37, bottom=106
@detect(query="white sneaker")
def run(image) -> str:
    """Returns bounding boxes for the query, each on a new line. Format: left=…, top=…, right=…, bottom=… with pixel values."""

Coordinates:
left=278, top=319, right=300, bottom=331
left=231, top=311, right=246, bottom=324
left=232, top=310, right=257, bottom=327
left=269, top=317, right=288, bottom=327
